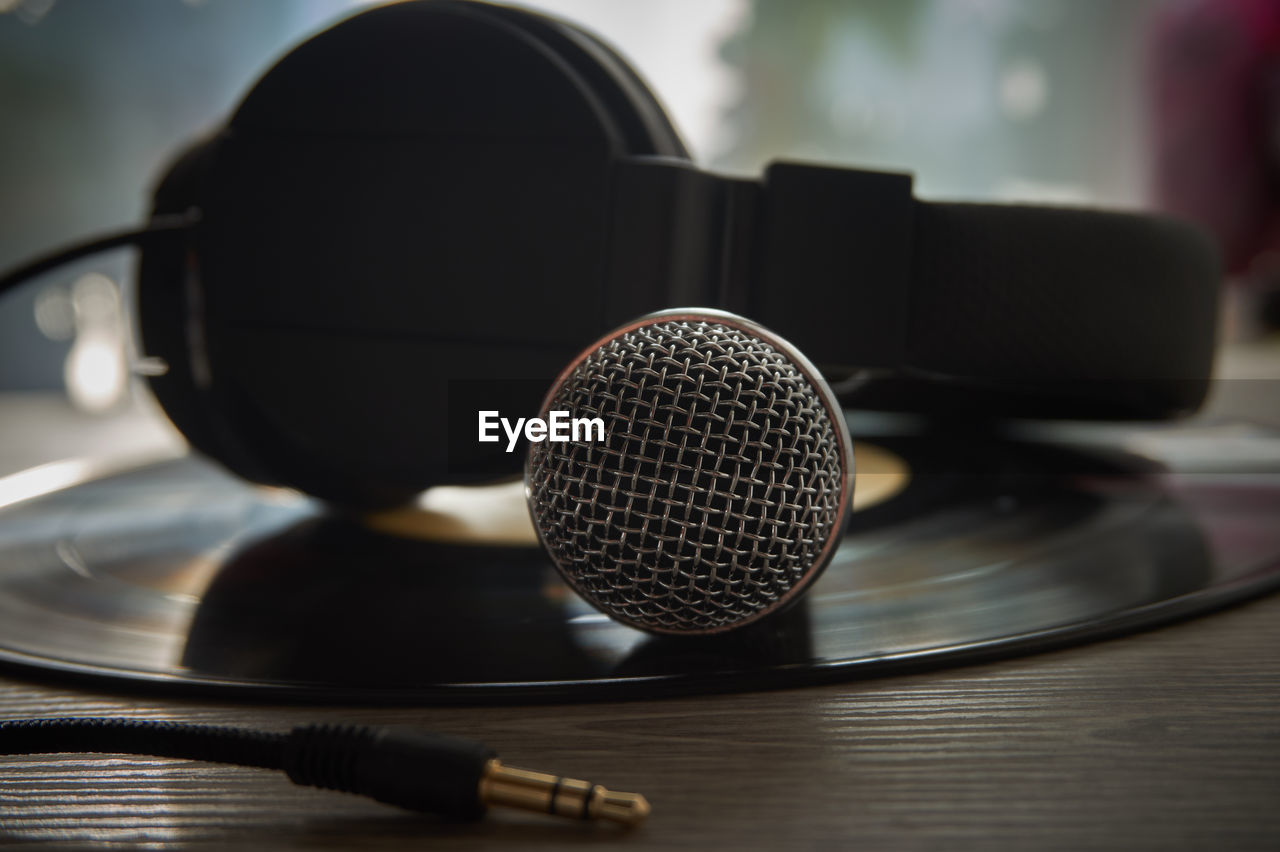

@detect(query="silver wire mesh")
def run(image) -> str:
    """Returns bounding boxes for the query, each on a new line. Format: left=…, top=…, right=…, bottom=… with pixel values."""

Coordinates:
left=527, top=318, right=848, bottom=633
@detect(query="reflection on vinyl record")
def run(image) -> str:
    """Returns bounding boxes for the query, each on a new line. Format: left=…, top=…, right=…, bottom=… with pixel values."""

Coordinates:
left=0, top=421, right=1278, bottom=703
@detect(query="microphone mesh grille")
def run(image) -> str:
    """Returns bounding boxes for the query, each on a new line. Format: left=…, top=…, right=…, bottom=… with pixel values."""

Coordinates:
left=527, top=318, right=848, bottom=634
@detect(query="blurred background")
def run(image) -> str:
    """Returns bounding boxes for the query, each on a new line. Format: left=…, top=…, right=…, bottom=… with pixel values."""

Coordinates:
left=1, top=0, right=1277, bottom=417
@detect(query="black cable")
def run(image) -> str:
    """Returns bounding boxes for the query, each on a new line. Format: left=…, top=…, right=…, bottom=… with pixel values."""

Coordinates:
left=0, top=718, right=285, bottom=769
left=0, top=718, right=648, bottom=826
left=0, top=212, right=198, bottom=298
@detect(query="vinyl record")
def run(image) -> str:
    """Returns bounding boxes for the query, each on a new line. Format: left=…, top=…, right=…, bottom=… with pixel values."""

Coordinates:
left=0, top=419, right=1277, bottom=703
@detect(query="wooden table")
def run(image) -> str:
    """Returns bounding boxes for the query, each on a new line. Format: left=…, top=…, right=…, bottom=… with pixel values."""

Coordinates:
left=1, top=348, right=1278, bottom=849
left=1, top=595, right=1277, bottom=849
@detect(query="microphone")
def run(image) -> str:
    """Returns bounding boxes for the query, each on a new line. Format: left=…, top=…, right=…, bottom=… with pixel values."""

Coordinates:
left=526, top=309, right=855, bottom=635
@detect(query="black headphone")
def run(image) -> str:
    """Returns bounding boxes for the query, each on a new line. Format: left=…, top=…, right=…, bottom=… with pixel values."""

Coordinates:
left=1, top=0, right=1220, bottom=508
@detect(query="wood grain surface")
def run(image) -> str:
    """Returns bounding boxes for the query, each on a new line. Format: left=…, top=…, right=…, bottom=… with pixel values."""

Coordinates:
left=0, top=591, right=1277, bottom=849
left=2, top=362, right=1279, bottom=850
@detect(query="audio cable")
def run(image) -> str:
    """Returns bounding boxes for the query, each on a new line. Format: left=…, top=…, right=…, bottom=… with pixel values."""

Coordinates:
left=0, top=718, right=649, bottom=827
left=0, top=212, right=197, bottom=298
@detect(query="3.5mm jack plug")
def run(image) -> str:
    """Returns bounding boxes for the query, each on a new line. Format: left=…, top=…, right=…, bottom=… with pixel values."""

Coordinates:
left=0, top=718, right=650, bottom=828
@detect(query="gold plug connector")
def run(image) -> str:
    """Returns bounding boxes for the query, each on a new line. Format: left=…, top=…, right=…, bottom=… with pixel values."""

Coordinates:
left=478, top=759, right=650, bottom=827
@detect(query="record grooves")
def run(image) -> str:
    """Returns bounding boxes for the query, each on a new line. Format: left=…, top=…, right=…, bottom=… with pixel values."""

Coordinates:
left=0, top=422, right=1278, bottom=704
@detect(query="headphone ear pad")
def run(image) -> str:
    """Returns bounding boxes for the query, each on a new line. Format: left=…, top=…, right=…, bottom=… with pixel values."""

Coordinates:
left=137, top=135, right=282, bottom=489
left=136, top=137, right=221, bottom=463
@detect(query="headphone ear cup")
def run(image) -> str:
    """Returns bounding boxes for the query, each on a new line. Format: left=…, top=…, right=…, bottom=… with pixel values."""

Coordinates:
left=161, top=1, right=708, bottom=506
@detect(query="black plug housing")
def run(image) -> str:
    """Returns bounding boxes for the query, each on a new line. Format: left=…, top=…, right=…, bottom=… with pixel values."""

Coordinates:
left=282, top=724, right=497, bottom=821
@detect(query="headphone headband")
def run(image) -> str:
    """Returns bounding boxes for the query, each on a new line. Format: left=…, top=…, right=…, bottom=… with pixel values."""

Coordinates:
left=605, top=157, right=1218, bottom=418
left=1, top=0, right=1222, bottom=505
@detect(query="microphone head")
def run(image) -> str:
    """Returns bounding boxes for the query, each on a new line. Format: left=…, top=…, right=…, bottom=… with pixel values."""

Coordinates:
left=526, top=309, right=855, bottom=635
